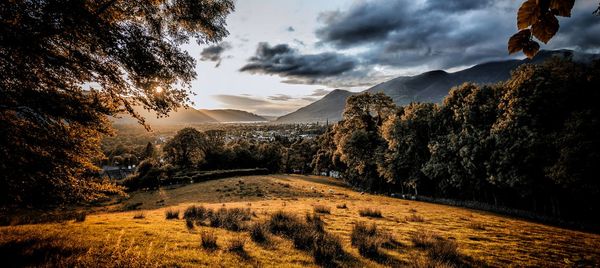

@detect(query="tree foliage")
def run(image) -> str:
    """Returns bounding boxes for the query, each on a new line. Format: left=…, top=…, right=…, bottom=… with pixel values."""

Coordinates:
left=315, top=58, right=600, bottom=222
left=0, top=0, right=234, bottom=206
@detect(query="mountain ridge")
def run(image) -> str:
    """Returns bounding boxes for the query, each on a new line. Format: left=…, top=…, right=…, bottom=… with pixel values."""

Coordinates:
left=276, top=50, right=598, bottom=123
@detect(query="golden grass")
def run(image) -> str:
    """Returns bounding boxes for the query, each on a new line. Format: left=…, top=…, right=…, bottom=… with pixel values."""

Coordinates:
left=1, top=174, right=599, bottom=267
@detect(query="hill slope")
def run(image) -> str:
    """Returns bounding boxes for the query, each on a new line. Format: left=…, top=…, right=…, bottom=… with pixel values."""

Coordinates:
left=113, top=107, right=268, bottom=125
left=198, top=109, right=267, bottom=122
left=1, top=175, right=598, bottom=267
left=275, top=89, right=356, bottom=123
left=278, top=50, right=596, bottom=123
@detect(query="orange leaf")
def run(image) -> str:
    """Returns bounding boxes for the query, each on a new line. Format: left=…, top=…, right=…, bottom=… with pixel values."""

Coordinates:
left=550, top=0, right=574, bottom=17
left=531, top=12, right=559, bottom=43
left=523, top=40, right=540, bottom=58
left=517, top=0, right=541, bottom=30
left=508, top=29, right=532, bottom=54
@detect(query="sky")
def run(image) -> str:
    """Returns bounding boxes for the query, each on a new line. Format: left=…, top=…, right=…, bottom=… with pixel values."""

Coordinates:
left=183, top=0, right=600, bottom=116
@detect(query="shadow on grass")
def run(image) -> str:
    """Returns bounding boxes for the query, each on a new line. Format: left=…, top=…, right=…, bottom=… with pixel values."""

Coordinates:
left=0, top=236, right=84, bottom=267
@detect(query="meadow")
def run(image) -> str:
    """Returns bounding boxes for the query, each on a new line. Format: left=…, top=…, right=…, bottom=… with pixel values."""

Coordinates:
left=1, top=175, right=598, bottom=267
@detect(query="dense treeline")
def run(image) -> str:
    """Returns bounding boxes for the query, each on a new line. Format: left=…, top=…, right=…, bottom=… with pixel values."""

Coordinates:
left=312, top=59, right=599, bottom=222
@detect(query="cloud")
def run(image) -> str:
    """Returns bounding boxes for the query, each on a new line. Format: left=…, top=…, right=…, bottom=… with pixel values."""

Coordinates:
left=268, top=94, right=294, bottom=101
left=200, top=42, right=232, bottom=67
left=240, top=42, right=365, bottom=86
left=310, top=89, right=330, bottom=96
left=315, top=0, right=600, bottom=70
left=287, top=26, right=295, bottom=32
left=212, top=94, right=307, bottom=115
left=301, top=97, right=318, bottom=102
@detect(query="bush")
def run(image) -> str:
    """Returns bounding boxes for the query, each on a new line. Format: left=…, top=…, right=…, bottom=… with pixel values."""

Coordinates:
left=305, top=213, right=325, bottom=233
left=183, top=205, right=208, bottom=223
left=411, top=230, right=438, bottom=248
left=312, top=232, right=344, bottom=266
left=165, top=209, right=179, bottom=220
left=267, top=211, right=303, bottom=237
left=336, top=203, right=348, bottom=209
left=208, top=207, right=252, bottom=231
left=358, top=208, right=383, bottom=218
left=74, top=212, right=86, bottom=222
left=185, top=219, right=194, bottom=230
left=133, top=212, right=145, bottom=219
left=406, top=214, right=425, bottom=222
left=249, top=222, right=270, bottom=243
left=428, top=238, right=459, bottom=263
left=313, top=205, right=331, bottom=214
left=200, top=231, right=218, bottom=250
left=351, top=222, right=384, bottom=259
left=227, top=237, right=246, bottom=253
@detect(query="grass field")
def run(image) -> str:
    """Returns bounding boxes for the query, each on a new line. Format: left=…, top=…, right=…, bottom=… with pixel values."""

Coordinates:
left=1, top=175, right=599, bottom=267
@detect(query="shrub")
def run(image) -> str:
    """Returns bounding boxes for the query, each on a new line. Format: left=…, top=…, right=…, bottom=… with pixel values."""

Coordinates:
left=336, top=203, right=348, bottom=209
left=351, top=222, right=384, bottom=259
left=208, top=207, right=252, bottom=231
left=313, top=205, right=331, bottom=214
left=358, top=208, right=383, bottom=218
left=428, top=238, right=459, bottom=263
left=133, top=212, right=145, bottom=219
left=249, top=222, right=270, bottom=244
left=165, top=209, right=179, bottom=220
left=183, top=205, right=208, bottom=224
left=227, top=237, right=246, bottom=253
left=312, top=232, right=344, bottom=266
left=74, top=212, right=86, bottom=222
left=305, top=213, right=325, bottom=233
left=411, top=230, right=438, bottom=248
left=406, top=214, right=425, bottom=222
left=267, top=211, right=303, bottom=237
left=292, top=225, right=316, bottom=250
left=200, top=231, right=218, bottom=250
left=185, top=219, right=194, bottom=230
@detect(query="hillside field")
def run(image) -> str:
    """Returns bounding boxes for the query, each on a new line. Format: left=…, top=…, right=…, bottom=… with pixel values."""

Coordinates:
left=1, top=175, right=599, bottom=267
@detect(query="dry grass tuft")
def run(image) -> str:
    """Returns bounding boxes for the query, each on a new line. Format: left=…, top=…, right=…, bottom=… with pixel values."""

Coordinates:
left=74, top=212, right=86, bottom=222
left=358, top=208, right=383, bottom=218
left=313, top=205, right=331, bottom=214
left=165, top=209, right=179, bottom=220
left=226, top=237, right=246, bottom=253
left=249, top=222, right=270, bottom=244
left=336, top=203, right=348, bottom=209
left=351, top=222, right=387, bottom=259
left=133, top=212, right=145, bottom=219
left=406, top=213, right=425, bottom=222
left=200, top=231, right=218, bottom=250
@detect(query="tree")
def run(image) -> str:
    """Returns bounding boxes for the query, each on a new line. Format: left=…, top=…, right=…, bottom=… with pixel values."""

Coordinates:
left=0, top=1, right=234, bottom=206
left=163, top=128, right=209, bottom=168
left=508, top=0, right=597, bottom=58
left=142, top=142, right=156, bottom=160
left=334, top=92, right=395, bottom=190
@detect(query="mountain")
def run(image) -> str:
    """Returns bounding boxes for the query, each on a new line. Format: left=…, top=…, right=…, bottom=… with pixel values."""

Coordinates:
left=275, top=89, right=356, bottom=123
left=113, top=107, right=267, bottom=125
left=277, top=50, right=596, bottom=123
left=198, top=109, right=267, bottom=122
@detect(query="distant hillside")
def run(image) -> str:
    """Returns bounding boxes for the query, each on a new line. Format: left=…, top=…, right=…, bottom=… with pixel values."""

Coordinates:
left=275, top=89, right=356, bottom=123
left=198, top=109, right=267, bottom=122
left=113, top=107, right=267, bottom=125
left=278, top=50, right=597, bottom=123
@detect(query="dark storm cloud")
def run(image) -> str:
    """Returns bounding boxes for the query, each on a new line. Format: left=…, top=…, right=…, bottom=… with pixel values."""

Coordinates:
left=316, top=0, right=600, bottom=70
left=240, top=42, right=357, bottom=79
left=287, top=26, right=295, bottom=32
left=200, top=42, right=232, bottom=67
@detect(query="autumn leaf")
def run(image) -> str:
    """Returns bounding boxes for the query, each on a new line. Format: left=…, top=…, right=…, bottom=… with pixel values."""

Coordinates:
left=517, top=0, right=541, bottom=30
left=531, top=12, right=559, bottom=43
left=508, top=29, right=532, bottom=54
left=550, top=0, right=575, bottom=17
left=522, top=40, right=540, bottom=58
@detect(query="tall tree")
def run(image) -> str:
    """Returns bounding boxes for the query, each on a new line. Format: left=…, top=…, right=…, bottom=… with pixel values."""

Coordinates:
left=0, top=0, right=234, bottom=206
left=163, top=128, right=208, bottom=168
